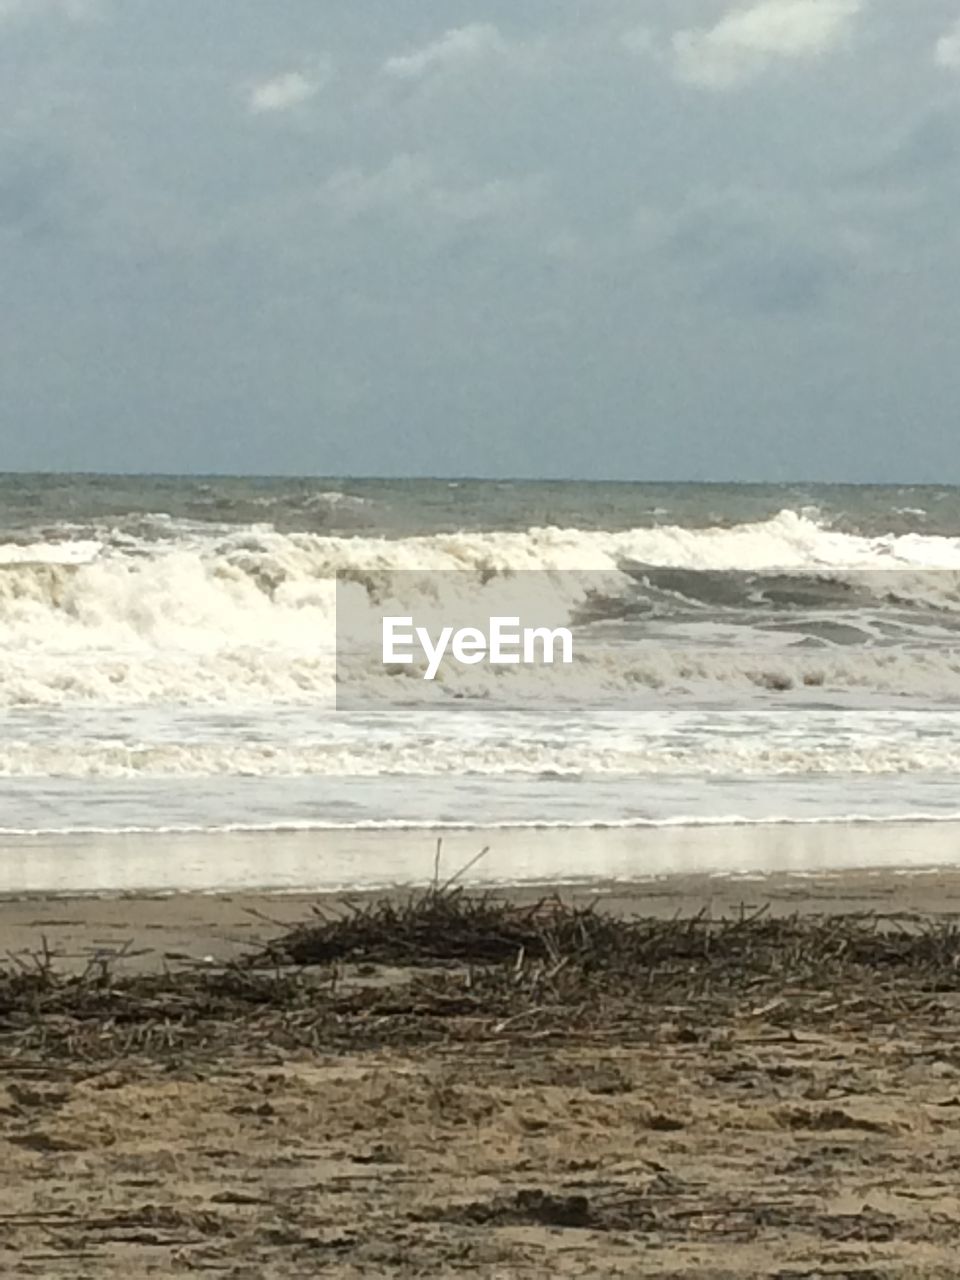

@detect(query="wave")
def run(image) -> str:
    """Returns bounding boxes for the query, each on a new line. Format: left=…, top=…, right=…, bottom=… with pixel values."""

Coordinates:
left=4, top=644, right=960, bottom=707
left=2, top=509, right=960, bottom=706
left=2, top=735, right=960, bottom=778
left=4, top=812, right=960, bottom=837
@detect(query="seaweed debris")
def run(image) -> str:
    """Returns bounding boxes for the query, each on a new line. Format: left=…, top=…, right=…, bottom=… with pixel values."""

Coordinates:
left=257, top=886, right=960, bottom=987
left=2, top=890, right=960, bottom=1064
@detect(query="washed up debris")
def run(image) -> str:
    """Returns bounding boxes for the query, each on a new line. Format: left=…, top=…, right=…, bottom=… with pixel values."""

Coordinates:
left=1, top=886, right=960, bottom=1064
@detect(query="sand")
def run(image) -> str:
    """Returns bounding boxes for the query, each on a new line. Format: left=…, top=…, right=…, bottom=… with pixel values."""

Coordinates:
left=4, top=867, right=960, bottom=973
left=3, top=872, right=960, bottom=1277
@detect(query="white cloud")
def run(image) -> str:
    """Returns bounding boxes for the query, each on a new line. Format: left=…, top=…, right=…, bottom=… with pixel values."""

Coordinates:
left=934, top=19, right=960, bottom=69
left=248, top=70, right=322, bottom=115
left=383, top=23, right=508, bottom=80
left=673, top=0, right=862, bottom=90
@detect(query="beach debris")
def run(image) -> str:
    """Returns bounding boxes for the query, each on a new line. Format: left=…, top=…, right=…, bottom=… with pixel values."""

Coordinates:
left=0, top=892, right=959, bottom=1064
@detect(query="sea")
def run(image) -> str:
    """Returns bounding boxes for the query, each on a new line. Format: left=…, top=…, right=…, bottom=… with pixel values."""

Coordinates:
left=3, top=474, right=960, bottom=892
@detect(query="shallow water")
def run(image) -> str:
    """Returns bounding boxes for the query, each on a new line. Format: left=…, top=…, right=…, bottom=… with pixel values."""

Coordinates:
left=2, top=821, right=960, bottom=896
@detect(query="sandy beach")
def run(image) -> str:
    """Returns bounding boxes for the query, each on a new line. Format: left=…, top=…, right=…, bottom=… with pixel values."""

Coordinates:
left=3, top=870, right=960, bottom=1278
left=7, top=0, right=960, bottom=1267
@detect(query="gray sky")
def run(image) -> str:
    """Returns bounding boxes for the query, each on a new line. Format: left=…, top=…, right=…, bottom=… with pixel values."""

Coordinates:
left=1, top=0, right=959, bottom=481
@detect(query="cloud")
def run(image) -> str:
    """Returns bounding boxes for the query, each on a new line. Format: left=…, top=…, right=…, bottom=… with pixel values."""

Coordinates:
left=0, top=136, right=95, bottom=239
left=321, top=153, right=543, bottom=230
left=667, top=185, right=855, bottom=313
left=934, top=19, right=960, bottom=69
left=841, top=109, right=960, bottom=264
left=383, top=23, right=508, bottom=80
left=859, top=110, right=959, bottom=184
left=673, top=0, right=863, bottom=90
left=621, top=25, right=655, bottom=56
left=323, top=154, right=435, bottom=216
left=248, top=70, right=323, bottom=115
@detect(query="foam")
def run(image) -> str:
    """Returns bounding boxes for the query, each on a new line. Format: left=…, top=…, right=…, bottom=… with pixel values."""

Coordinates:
left=2, top=509, right=960, bottom=707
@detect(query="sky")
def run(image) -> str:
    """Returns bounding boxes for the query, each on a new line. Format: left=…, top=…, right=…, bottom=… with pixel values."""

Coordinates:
left=1, top=0, right=959, bottom=481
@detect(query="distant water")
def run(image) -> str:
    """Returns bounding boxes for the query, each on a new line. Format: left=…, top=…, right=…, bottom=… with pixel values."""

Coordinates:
left=3, top=474, right=960, bottom=842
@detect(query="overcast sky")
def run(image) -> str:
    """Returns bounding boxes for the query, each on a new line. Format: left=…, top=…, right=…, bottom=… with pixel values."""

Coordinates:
left=1, top=0, right=959, bottom=481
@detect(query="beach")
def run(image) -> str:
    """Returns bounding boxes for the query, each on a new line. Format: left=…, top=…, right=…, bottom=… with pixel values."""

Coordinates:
left=3, top=868, right=960, bottom=1278
left=5, top=480, right=960, bottom=1275
left=5, top=0, right=960, bottom=1264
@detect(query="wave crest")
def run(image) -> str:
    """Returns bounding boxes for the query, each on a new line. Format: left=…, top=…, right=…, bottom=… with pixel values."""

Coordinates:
left=2, top=509, right=960, bottom=706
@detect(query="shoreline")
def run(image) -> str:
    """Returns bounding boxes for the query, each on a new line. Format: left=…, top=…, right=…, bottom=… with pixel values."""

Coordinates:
left=3, top=818, right=960, bottom=896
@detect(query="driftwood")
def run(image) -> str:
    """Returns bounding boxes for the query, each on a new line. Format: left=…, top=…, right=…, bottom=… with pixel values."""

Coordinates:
left=1, top=888, right=959, bottom=1064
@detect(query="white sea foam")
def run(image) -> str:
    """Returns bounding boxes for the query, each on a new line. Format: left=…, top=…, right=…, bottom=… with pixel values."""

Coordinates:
left=3, top=811, right=960, bottom=837
left=0, top=735, right=958, bottom=778
left=1, top=510, right=960, bottom=707
left=0, top=539, right=102, bottom=567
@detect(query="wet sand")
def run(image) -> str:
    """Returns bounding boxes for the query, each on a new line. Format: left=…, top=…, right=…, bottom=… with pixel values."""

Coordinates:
left=3, top=819, right=960, bottom=897
left=4, top=872, right=960, bottom=1277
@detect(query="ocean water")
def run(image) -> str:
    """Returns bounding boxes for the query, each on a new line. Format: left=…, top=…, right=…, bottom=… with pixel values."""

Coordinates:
left=2, top=475, right=960, bottom=878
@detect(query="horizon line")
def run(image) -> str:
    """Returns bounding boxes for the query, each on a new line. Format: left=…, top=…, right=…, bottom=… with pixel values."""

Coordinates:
left=0, top=470, right=956, bottom=489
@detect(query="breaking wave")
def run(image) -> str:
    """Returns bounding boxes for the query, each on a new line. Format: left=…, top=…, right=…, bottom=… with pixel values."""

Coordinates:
left=2, top=508, right=960, bottom=707
left=2, top=735, right=960, bottom=779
